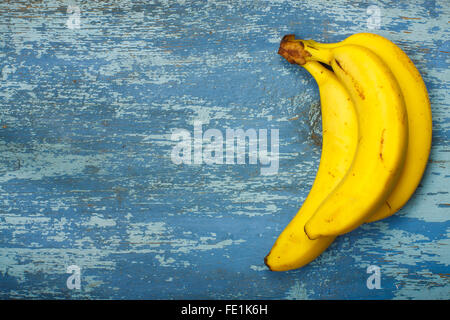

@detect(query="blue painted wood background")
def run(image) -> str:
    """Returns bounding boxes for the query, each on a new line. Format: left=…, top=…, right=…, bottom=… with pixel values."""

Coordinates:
left=0, top=0, right=449, bottom=299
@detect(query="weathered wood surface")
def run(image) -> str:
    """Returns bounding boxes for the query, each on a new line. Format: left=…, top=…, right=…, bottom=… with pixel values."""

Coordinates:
left=0, top=0, right=448, bottom=299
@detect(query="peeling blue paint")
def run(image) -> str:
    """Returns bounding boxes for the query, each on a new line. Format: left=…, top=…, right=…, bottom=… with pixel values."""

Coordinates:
left=0, top=0, right=449, bottom=299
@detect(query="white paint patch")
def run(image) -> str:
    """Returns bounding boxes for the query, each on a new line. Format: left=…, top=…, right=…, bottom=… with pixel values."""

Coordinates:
left=285, top=281, right=311, bottom=300
left=250, top=265, right=267, bottom=271
left=171, top=238, right=246, bottom=254
left=0, top=142, right=112, bottom=183
left=155, top=254, right=176, bottom=267
left=86, top=216, right=117, bottom=227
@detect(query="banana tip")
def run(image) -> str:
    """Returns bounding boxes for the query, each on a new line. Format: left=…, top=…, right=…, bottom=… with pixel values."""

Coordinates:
left=263, top=254, right=274, bottom=271
left=304, top=224, right=318, bottom=240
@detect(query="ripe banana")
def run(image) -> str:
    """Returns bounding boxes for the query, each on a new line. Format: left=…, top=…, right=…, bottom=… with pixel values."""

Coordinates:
left=265, top=45, right=358, bottom=270
left=299, top=33, right=432, bottom=223
left=279, top=36, right=409, bottom=239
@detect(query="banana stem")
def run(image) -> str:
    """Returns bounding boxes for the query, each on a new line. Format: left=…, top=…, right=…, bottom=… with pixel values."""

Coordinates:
left=278, top=35, right=333, bottom=66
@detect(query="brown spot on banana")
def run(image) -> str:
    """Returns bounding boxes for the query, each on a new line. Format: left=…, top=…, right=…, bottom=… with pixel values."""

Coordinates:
left=385, top=200, right=392, bottom=211
left=334, top=59, right=365, bottom=100
left=379, top=129, right=386, bottom=161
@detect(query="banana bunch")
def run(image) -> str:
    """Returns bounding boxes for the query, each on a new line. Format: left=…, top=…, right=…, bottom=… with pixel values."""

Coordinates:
left=265, top=33, right=432, bottom=271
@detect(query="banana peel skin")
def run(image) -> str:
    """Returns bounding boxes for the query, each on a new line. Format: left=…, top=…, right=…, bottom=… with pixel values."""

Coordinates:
left=303, top=42, right=408, bottom=239
left=265, top=41, right=358, bottom=271
left=266, top=33, right=431, bottom=271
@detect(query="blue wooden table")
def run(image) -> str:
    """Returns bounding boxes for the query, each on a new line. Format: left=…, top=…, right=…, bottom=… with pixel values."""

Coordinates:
left=0, top=0, right=448, bottom=299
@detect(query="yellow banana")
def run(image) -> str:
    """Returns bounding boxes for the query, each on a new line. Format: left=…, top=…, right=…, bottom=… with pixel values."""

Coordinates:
left=279, top=37, right=409, bottom=239
left=300, top=33, right=432, bottom=223
left=265, top=39, right=358, bottom=271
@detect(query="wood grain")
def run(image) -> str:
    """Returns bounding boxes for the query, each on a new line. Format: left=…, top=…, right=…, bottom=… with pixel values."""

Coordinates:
left=0, top=0, right=448, bottom=299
